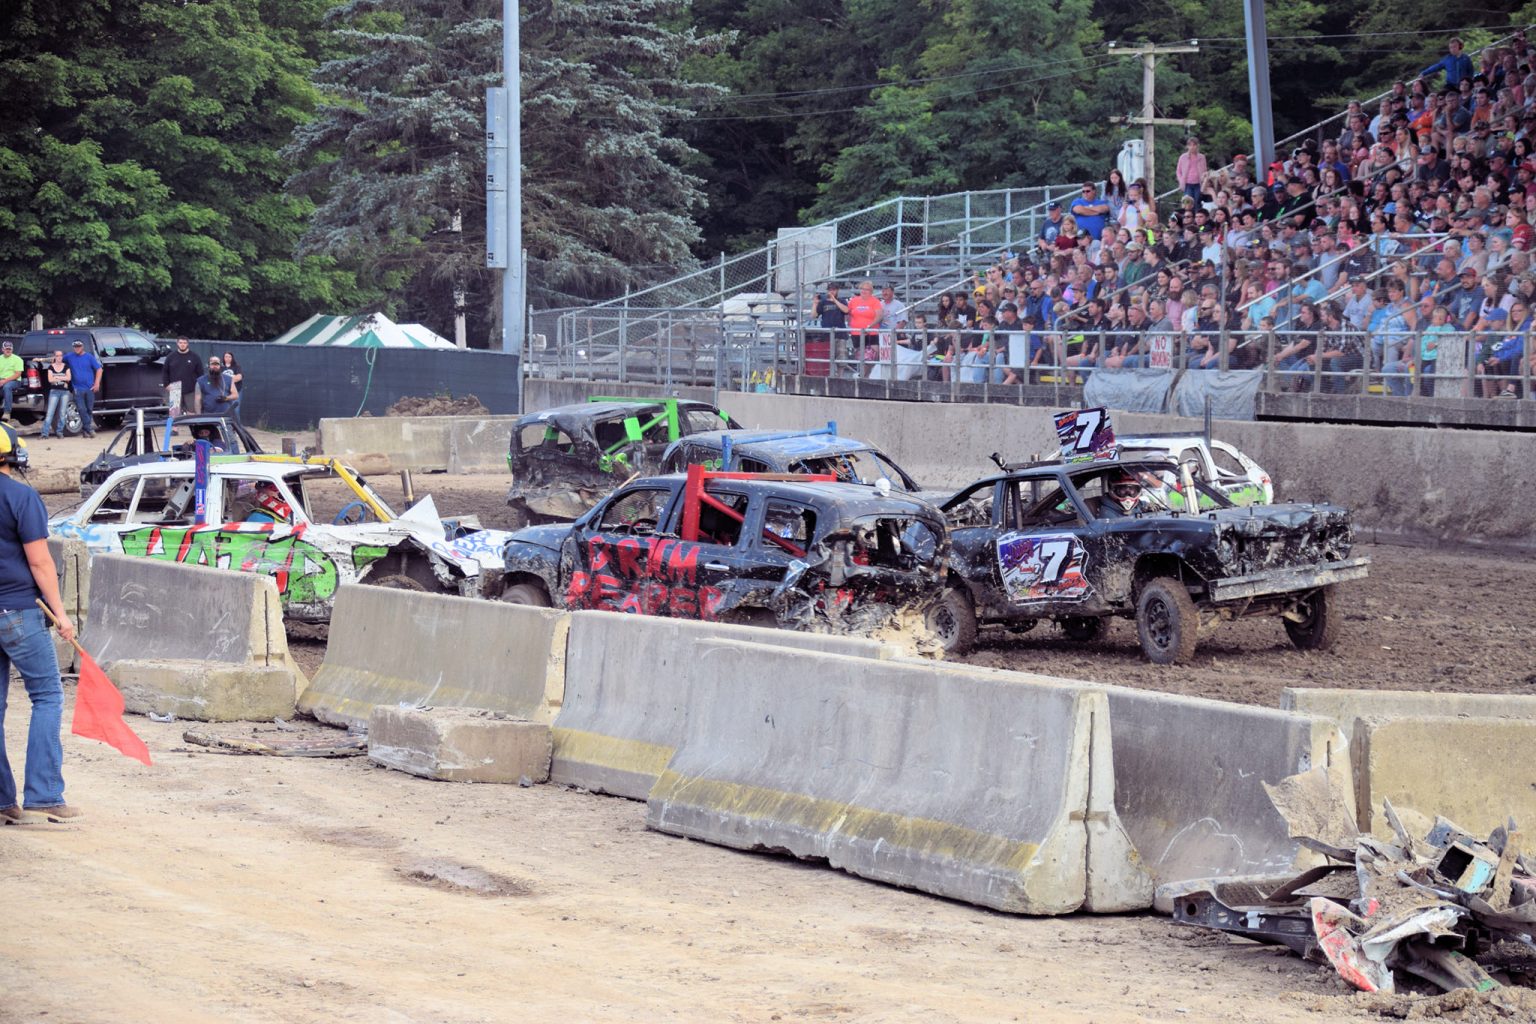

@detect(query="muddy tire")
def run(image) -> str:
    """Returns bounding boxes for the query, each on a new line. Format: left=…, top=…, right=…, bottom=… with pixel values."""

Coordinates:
left=371, top=574, right=426, bottom=592
left=1136, top=578, right=1199, bottom=665
left=1284, top=585, right=1339, bottom=651
left=1059, top=616, right=1108, bottom=643
left=499, top=582, right=551, bottom=607
left=926, top=586, right=977, bottom=657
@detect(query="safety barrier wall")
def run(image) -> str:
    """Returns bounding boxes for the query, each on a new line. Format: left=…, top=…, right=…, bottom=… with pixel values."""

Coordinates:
left=84, top=554, right=304, bottom=721
left=47, top=537, right=89, bottom=673
left=298, top=584, right=568, bottom=730
left=645, top=639, right=1147, bottom=915
left=552, top=610, right=891, bottom=798
left=318, top=414, right=523, bottom=474
left=1282, top=688, right=1536, bottom=743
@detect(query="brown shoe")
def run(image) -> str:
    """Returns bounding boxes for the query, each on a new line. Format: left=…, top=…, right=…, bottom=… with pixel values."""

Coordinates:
left=23, top=804, right=83, bottom=823
left=0, top=805, right=23, bottom=824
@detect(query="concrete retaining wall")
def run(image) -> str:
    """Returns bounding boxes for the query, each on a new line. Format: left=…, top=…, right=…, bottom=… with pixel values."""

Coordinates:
left=84, top=554, right=305, bottom=721
left=317, top=415, right=521, bottom=474
left=645, top=639, right=1146, bottom=916
left=1351, top=715, right=1536, bottom=838
left=1282, top=688, right=1536, bottom=742
left=552, top=611, right=892, bottom=799
left=298, top=584, right=569, bottom=730
left=522, top=389, right=1536, bottom=550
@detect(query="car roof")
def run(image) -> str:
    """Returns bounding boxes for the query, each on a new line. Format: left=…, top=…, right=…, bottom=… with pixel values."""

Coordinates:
left=102, top=458, right=303, bottom=481
left=517, top=400, right=668, bottom=428
left=679, top=430, right=877, bottom=460
left=962, top=451, right=1183, bottom=488
left=641, top=473, right=940, bottom=518
left=1117, top=434, right=1212, bottom=446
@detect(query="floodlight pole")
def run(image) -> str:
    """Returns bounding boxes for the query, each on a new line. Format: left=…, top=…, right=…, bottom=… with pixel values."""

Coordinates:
left=503, top=0, right=524, bottom=357
left=1245, top=0, right=1276, bottom=176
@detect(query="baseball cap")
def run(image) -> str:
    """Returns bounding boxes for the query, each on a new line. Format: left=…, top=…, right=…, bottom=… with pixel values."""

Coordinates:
left=1460, top=266, right=1478, bottom=275
left=1047, top=201, right=1062, bottom=211
left=1486, top=308, right=1509, bottom=322
left=1419, top=144, right=1437, bottom=154
left=999, top=301, right=1018, bottom=312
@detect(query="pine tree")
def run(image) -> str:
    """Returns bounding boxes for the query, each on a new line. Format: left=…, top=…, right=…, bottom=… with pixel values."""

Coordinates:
left=287, top=0, right=724, bottom=341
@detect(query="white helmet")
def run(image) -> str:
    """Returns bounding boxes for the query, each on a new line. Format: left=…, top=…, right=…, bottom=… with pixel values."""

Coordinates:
left=1108, top=469, right=1143, bottom=513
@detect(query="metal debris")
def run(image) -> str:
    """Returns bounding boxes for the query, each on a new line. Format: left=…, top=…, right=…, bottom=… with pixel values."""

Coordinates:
left=1164, top=769, right=1536, bottom=996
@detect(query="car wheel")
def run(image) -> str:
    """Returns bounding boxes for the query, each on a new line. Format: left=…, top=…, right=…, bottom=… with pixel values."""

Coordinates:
left=370, top=574, right=426, bottom=592
left=1136, top=578, right=1200, bottom=664
left=925, top=586, right=977, bottom=657
left=1284, top=585, right=1339, bottom=651
left=499, top=581, right=551, bottom=607
left=1059, top=616, right=1108, bottom=642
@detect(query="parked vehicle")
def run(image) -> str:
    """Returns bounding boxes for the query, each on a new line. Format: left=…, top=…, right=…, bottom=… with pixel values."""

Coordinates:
left=1118, top=433, right=1274, bottom=507
left=53, top=454, right=520, bottom=622
left=499, top=466, right=948, bottom=634
left=932, top=451, right=1367, bottom=663
left=79, top=415, right=262, bottom=497
left=13, top=327, right=170, bottom=431
left=506, top=397, right=739, bottom=527
left=659, top=423, right=929, bottom=496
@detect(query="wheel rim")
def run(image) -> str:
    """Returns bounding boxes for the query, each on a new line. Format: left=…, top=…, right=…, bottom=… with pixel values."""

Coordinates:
left=930, top=603, right=958, bottom=642
left=1145, top=597, right=1174, bottom=650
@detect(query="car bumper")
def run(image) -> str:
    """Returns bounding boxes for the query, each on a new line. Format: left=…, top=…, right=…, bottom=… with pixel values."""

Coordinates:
left=1206, top=556, right=1371, bottom=602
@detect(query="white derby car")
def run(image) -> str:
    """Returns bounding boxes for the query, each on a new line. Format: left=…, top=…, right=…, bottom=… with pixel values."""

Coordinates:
left=51, top=454, right=517, bottom=622
left=1118, top=434, right=1274, bottom=508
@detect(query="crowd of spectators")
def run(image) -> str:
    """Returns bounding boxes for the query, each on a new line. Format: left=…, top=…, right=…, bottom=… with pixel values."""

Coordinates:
left=813, top=31, right=1536, bottom=399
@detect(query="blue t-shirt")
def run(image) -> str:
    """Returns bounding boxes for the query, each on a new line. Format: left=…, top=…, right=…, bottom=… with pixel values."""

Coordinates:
left=62, top=350, right=102, bottom=390
left=1070, top=196, right=1108, bottom=241
left=0, top=473, right=47, bottom=609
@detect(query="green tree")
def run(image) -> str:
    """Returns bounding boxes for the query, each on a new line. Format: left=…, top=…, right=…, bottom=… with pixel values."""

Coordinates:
left=0, top=0, right=357, bottom=336
left=288, top=0, right=723, bottom=340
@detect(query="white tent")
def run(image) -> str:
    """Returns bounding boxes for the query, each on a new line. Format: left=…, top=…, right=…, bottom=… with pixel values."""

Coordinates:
left=267, top=313, right=456, bottom=349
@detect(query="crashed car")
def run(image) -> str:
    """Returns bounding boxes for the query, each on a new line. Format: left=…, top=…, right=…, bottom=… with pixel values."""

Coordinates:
left=1119, top=433, right=1274, bottom=507
left=79, top=415, right=262, bottom=497
left=660, top=423, right=926, bottom=495
left=506, top=397, right=740, bottom=527
left=931, top=450, right=1368, bottom=662
left=52, top=454, right=520, bottom=621
left=498, top=465, right=948, bottom=634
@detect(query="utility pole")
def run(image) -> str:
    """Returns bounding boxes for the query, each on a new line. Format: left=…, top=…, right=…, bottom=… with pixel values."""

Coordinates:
left=487, top=0, right=523, bottom=356
left=1108, top=41, right=1198, bottom=195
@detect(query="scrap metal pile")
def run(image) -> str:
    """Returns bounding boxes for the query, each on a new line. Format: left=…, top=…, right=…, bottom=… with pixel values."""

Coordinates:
left=1166, top=769, right=1536, bottom=997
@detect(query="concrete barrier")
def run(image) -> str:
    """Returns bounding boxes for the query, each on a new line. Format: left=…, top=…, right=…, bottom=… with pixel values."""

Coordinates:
left=85, top=554, right=306, bottom=721
left=298, top=584, right=568, bottom=730
left=1282, top=688, right=1536, bottom=741
left=900, top=659, right=1348, bottom=893
left=645, top=640, right=1146, bottom=916
left=47, top=537, right=90, bottom=673
left=552, top=611, right=893, bottom=799
left=368, top=707, right=552, bottom=783
left=318, top=415, right=520, bottom=473
left=1351, top=715, right=1536, bottom=838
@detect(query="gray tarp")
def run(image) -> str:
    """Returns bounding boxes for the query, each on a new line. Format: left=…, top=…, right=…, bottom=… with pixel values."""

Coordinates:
left=1084, top=369, right=1264, bottom=421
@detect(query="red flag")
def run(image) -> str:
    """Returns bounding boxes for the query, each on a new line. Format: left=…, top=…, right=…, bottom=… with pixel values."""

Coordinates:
left=71, top=651, right=152, bottom=766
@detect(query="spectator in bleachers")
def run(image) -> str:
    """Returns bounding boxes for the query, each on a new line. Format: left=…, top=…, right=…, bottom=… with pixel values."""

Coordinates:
left=1421, top=37, right=1474, bottom=89
left=1177, top=137, right=1208, bottom=202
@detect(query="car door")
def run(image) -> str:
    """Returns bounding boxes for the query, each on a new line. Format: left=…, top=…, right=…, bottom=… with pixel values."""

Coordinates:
left=562, top=483, right=686, bottom=614
left=987, top=476, right=1101, bottom=615
left=90, top=331, right=133, bottom=409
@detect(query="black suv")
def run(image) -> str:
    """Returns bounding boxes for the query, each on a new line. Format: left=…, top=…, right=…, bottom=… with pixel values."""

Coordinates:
left=13, top=327, right=169, bottom=432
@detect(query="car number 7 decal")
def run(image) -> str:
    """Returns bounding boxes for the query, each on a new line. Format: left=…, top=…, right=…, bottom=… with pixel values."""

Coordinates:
left=997, top=532, right=1092, bottom=602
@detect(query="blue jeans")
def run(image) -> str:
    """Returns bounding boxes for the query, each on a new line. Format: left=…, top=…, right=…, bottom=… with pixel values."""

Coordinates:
left=1382, top=359, right=1414, bottom=396
left=72, top=388, right=96, bottom=433
left=0, top=379, right=18, bottom=417
left=0, top=607, right=66, bottom=809
left=40, top=391, right=70, bottom=437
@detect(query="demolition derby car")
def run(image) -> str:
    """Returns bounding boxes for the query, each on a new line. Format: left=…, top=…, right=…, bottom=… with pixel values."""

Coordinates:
left=931, top=450, right=1368, bottom=662
left=1119, top=433, right=1273, bottom=507
left=498, top=465, right=948, bottom=633
left=78, top=414, right=262, bottom=497
left=52, top=455, right=520, bottom=621
left=506, top=397, right=740, bottom=527
left=659, top=422, right=926, bottom=494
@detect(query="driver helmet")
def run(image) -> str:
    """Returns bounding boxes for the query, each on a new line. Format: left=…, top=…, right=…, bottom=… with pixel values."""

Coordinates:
left=255, top=482, right=292, bottom=522
left=0, top=423, right=28, bottom=471
left=1107, top=468, right=1143, bottom=513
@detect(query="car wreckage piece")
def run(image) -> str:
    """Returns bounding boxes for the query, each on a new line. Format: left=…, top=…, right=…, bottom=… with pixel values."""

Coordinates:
left=498, top=465, right=948, bottom=636
left=1163, top=767, right=1536, bottom=997
left=505, top=398, right=738, bottom=526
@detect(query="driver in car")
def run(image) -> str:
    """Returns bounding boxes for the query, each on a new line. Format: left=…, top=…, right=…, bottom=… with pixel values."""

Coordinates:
left=245, top=482, right=293, bottom=525
left=1091, top=469, right=1148, bottom=519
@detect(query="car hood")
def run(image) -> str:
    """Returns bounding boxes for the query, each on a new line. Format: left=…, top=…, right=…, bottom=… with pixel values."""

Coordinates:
left=502, top=523, right=573, bottom=554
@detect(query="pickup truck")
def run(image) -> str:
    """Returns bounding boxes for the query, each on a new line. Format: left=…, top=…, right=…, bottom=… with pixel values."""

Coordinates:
left=12, top=327, right=170, bottom=432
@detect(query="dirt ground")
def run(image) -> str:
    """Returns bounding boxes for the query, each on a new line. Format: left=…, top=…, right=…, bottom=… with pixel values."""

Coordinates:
left=8, top=448, right=1536, bottom=1022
